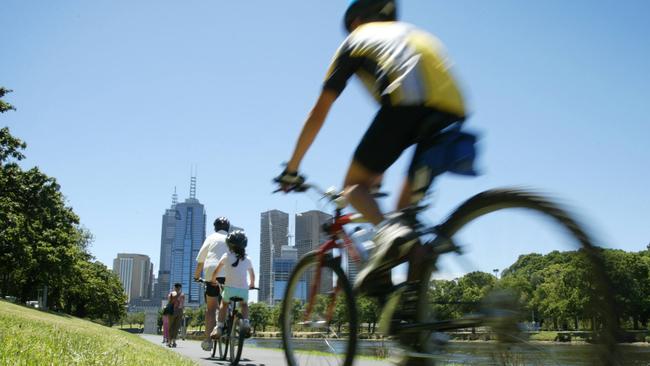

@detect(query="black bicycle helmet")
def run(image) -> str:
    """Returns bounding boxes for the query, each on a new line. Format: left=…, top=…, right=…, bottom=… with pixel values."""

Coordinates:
left=344, top=0, right=397, bottom=32
left=213, top=216, right=230, bottom=232
left=226, top=230, right=247, bottom=253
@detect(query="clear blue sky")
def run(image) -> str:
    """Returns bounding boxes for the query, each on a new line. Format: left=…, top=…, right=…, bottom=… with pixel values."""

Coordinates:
left=2, top=1, right=649, bottom=285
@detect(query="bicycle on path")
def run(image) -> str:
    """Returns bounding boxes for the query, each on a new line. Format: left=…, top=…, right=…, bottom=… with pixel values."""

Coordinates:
left=215, top=287, right=259, bottom=365
left=274, top=181, right=622, bottom=366
left=195, top=278, right=258, bottom=365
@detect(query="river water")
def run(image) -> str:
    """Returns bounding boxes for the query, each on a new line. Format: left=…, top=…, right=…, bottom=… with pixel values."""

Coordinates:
left=248, top=338, right=650, bottom=365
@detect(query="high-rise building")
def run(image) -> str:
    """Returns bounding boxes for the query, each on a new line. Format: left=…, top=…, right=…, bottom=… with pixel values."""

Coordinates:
left=113, top=253, right=153, bottom=303
left=158, top=177, right=207, bottom=308
left=273, top=245, right=304, bottom=303
left=259, top=210, right=289, bottom=304
left=295, top=210, right=333, bottom=295
left=157, top=188, right=179, bottom=300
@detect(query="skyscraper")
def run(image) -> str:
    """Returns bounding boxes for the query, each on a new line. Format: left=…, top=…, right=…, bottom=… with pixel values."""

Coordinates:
left=273, top=245, right=303, bottom=303
left=157, top=188, right=178, bottom=301
left=295, top=210, right=333, bottom=295
left=295, top=210, right=332, bottom=259
left=113, top=253, right=153, bottom=303
left=259, top=210, right=289, bottom=304
left=158, top=177, right=207, bottom=307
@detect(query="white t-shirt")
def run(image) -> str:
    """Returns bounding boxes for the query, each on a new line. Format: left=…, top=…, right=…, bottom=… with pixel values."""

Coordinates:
left=196, top=231, right=228, bottom=278
left=218, top=252, right=253, bottom=290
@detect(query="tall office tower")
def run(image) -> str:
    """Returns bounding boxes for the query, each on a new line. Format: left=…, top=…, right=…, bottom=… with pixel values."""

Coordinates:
left=295, top=210, right=333, bottom=295
left=259, top=210, right=289, bottom=304
left=273, top=245, right=303, bottom=303
left=157, top=188, right=179, bottom=300
left=113, top=253, right=153, bottom=303
left=158, top=177, right=206, bottom=307
left=169, top=176, right=206, bottom=307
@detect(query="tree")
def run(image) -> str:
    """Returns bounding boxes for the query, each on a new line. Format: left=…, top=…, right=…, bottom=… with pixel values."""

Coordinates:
left=249, top=302, right=271, bottom=333
left=357, top=296, right=380, bottom=333
left=0, top=88, right=126, bottom=325
left=0, top=88, right=15, bottom=114
left=602, top=249, right=650, bottom=329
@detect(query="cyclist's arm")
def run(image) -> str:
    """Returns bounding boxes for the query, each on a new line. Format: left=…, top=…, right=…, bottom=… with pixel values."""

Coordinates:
left=194, top=238, right=210, bottom=279
left=247, top=267, right=256, bottom=289
left=210, top=258, right=225, bottom=283
left=286, top=89, right=338, bottom=172
left=193, top=262, right=204, bottom=281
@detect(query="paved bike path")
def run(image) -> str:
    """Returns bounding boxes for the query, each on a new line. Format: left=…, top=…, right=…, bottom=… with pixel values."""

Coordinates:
left=140, top=334, right=392, bottom=366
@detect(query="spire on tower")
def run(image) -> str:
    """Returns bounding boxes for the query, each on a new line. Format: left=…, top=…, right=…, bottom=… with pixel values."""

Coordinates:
left=189, top=166, right=197, bottom=199
left=172, top=186, right=178, bottom=206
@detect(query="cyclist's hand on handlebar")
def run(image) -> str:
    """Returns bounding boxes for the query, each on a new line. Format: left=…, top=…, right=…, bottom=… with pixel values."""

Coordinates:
left=274, top=169, right=306, bottom=192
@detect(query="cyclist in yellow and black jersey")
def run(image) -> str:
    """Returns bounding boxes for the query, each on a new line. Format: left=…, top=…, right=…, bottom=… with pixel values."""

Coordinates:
left=323, top=18, right=465, bottom=117
left=277, top=1, right=470, bottom=330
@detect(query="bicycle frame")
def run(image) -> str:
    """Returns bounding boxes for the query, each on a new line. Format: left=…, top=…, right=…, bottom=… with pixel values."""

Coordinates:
left=302, top=211, right=364, bottom=324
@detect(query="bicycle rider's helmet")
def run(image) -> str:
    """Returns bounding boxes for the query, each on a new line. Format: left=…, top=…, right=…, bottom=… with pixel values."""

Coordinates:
left=213, top=216, right=230, bottom=232
left=344, top=0, right=397, bottom=33
left=226, top=230, right=247, bottom=255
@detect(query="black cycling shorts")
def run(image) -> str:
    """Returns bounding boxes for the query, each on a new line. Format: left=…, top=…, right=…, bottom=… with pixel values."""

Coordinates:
left=353, top=106, right=462, bottom=174
left=205, top=277, right=225, bottom=298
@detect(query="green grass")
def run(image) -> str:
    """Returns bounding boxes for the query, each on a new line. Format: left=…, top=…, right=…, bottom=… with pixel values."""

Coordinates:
left=0, top=300, right=195, bottom=366
left=528, top=331, right=560, bottom=341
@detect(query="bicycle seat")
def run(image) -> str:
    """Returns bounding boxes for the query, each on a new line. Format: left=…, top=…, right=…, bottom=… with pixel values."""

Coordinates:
left=230, top=296, right=243, bottom=302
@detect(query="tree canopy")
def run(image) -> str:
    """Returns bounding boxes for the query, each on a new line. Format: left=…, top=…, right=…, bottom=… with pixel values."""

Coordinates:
left=0, top=87, right=126, bottom=325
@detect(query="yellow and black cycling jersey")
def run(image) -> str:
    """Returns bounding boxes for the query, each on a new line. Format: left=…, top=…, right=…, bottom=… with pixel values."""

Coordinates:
left=324, top=21, right=466, bottom=118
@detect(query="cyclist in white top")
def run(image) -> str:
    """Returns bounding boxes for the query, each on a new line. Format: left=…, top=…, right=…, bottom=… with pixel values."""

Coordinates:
left=210, top=230, right=256, bottom=339
left=194, top=216, right=230, bottom=351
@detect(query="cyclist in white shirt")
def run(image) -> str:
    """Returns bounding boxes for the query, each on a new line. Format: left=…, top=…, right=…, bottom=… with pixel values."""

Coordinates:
left=194, top=216, right=230, bottom=351
left=210, top=230, right=256, bottom=339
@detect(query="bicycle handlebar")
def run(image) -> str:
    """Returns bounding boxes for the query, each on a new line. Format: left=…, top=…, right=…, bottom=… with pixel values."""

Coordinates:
left=195, top=278, right=260, bottom=291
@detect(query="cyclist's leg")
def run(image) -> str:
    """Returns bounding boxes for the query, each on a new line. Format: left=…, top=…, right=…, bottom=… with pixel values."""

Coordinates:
left=350, top=107, right=427, bottom=289
left=343, top=161, right=384, bottom=225
left=212, top=298, right=229, bottom=338
left=205, top=284, right=219, bottom=336
left=344, top=106, right=423, bottom=224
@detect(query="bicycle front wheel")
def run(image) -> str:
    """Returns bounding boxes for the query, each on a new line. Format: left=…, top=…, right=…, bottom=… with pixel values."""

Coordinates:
left=413, top=188, right=621, bottom=366
left=281, top=251, right=358, bottom=366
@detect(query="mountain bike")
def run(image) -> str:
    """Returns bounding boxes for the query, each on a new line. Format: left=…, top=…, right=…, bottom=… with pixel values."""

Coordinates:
left=276, top=182, right=621, bottom=366
left=214, top=288, right=259, bottom=365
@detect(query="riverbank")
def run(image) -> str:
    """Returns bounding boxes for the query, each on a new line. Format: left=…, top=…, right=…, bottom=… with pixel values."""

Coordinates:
left=0, top=300, right=195, bottom=366
left=252, top=330, right=650, bottom=345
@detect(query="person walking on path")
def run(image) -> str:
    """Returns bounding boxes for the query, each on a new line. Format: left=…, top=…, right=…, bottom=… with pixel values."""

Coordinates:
left=167, top=283, right=185, bottom=347
left=161, top=304, right=171, bottom=344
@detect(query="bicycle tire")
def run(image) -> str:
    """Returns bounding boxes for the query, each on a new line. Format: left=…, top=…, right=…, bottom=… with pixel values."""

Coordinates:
left=281, top=251, right=358, bottom=366
left=230, top=313, right=244, bottom=365
left=412, top=188, right=621, bottom=366
left=218, top=320, right=229, bottom=360
left=211, top=338, right=217, bottom=358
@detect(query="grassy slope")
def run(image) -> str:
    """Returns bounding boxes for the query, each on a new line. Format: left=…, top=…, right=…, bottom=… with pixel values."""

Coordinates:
left=0, top=300, right=195, bottom=366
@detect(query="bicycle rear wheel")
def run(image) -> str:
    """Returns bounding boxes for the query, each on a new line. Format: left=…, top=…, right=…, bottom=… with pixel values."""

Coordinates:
left=218, top=322, right=229, bottom=360
left=281, top=251, right=358, bottom=366
left=230, top=314, right=244, bottom=365
left=411, top=188, right=620, bottom=366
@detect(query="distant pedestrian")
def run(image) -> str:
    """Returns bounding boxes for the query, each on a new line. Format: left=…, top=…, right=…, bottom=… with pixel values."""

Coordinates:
left=162, top=298, right=174, bottom=344
left=167, top=283, right=185, bottom=347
